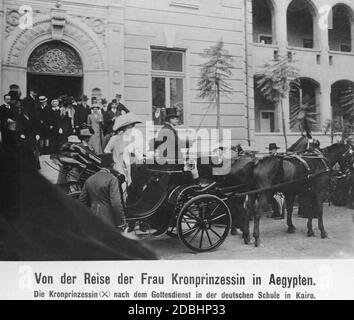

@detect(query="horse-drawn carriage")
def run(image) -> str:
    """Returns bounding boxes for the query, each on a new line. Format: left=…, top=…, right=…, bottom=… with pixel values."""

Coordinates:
left=48, top=143, right=252, bottom=252
left=47, top=137, right=354, bottom=252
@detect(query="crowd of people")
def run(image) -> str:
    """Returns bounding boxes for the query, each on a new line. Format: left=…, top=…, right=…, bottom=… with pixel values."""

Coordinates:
left=0, top=84, right=130, bottom=168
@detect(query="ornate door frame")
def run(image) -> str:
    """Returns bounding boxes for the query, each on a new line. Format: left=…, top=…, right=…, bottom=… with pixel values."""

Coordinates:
left=2, top=11, right=107, bottom=97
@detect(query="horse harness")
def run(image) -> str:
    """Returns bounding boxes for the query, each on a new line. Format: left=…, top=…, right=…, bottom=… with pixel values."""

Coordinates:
left=281, top=152, right=331, bottom=180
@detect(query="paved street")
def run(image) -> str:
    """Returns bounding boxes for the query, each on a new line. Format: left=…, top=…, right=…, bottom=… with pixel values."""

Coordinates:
left=145, top=204, right=354, bottom=260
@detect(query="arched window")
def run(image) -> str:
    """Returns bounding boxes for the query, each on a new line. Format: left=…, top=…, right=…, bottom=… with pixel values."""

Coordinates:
left=329, top=4, right=353, bottom=52
left=287, top=0, right=317, bottom=49
left=289, top=78, right=320, bottom=132
left=252, top=0, right=275, bottom=45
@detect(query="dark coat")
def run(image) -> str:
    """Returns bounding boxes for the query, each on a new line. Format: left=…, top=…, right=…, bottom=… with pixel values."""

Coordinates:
left=103, top=110, right=117, bottom=134
left=37, top=105, right=52, bottom=138
left=47, top=108, right=61, bottom=132
left=22, top=95, right=38, bottom=119
left=0, top=143, right=157, bottom=261
left=74, top=104, right=90, bottom=129
left=59, top=108, right=74, bottom=138
left=79, top=169, right=125, bottom=227
left=47, top=108, right=62, bottom=153
left=14, top=106, right=39, bottom=169
left=0, top=104, right=16, bottom=150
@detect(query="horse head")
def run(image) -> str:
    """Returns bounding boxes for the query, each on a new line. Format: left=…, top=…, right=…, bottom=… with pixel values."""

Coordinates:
left=322, top=143, right=351, bottom=168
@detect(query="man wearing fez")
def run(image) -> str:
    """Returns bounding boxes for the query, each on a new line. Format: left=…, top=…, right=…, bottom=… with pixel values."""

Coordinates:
left=155, top=107, right=192, bottom=165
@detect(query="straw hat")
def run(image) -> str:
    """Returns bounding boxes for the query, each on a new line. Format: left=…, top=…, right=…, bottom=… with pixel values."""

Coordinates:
left=39, top=96, right=48, bottom=103
left=68, top=135, right=81, bottom=143
left=113, top=113, right=142, bottom=132
left=79, top=129, right=92, bottom=137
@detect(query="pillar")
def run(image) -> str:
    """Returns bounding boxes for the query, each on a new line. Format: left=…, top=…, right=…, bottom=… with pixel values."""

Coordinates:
left=106, top=2, right=125, bottom=100
left=319, top=80, right=332, bottom=127
left=274, top=0, right=290, bottom=54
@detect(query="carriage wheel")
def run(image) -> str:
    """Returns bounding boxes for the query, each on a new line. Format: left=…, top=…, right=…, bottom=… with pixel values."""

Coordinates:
left=177, top=195, right=231, bottom=252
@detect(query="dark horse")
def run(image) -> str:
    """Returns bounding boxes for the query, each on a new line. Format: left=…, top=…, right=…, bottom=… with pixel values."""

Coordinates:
left=196, top=152, right=258, bottom=235
left=244, top=143, right=350, bottom=247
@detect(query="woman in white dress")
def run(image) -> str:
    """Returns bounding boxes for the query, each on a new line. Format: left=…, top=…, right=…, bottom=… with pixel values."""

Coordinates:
left=104, top=113, right=143, bottom=186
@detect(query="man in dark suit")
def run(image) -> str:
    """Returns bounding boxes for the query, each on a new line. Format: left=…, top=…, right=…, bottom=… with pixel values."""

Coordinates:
left=155, top=108, right=191, bottom=165
left=73, top=95, right=91, bottom=132
left=22, top=87, right=38, bottom=119
left=79, top=153, right=127, bottom=232
left=37, top=96, right=52, bottom=154
left=0, top=94, right=16, bottom=152
left=48, top=99, right=62, bottom=154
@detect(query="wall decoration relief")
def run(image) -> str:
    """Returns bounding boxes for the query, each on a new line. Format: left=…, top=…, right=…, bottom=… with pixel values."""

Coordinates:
left=28, top=42, right=83, bottom=76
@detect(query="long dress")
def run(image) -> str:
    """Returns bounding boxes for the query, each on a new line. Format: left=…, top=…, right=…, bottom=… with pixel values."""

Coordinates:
left=87, top=112, right=104, bottom=154
left=104, top=130, right=143, bottom=186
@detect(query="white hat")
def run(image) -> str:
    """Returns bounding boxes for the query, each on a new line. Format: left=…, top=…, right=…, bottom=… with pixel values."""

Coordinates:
left=113, top=113, right=142, bottom=132
left=68, top=135, right=81, bottom=143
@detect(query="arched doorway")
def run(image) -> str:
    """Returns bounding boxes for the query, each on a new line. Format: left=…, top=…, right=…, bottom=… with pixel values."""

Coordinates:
left=27, top=41, right=83, bottom=100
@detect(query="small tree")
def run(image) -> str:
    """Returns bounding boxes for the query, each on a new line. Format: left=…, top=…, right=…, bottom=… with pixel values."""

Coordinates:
left=255, top=55, right=299, bottom=150
left=197, top=39, right=234, bottom=140
left=289, top=93, right=318, bottom=135
left=324, top=83, right=354, bottom=143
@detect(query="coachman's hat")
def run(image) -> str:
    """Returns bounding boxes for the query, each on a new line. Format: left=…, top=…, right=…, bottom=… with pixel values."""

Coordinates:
left=267, top=143, right=280, bottom=150
left=165, top=108, right=179, bottom=119
left=99, top=153, right=114, bottom=167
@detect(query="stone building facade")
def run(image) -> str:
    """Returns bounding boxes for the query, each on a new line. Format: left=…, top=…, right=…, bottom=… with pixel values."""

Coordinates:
left=1, top=0, right=354, bottom=151
left=252, top=0, right=354, bottom=151
left=0, top=0, right=253, bottom=149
